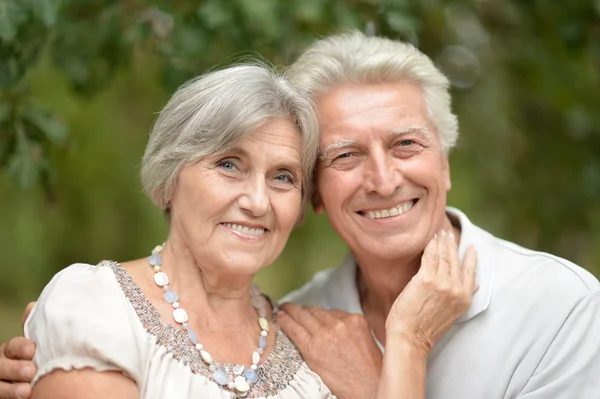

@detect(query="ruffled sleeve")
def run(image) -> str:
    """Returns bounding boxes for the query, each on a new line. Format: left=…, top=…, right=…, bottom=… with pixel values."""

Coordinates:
left=273, top=362, right=335, bottom=399
left=24, top=263, right=148, bottom=386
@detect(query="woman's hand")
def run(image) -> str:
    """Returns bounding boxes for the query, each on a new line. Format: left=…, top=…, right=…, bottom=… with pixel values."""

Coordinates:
left=385, top=230, right=477, bottom=358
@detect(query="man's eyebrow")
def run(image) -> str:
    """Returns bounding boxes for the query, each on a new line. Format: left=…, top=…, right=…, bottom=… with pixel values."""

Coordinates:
left=319, top=139, right=359, bottom=160
left=390, top=125, right=430, bottom=138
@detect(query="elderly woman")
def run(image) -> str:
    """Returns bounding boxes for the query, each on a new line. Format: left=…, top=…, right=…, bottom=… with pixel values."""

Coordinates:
left=16, top=63, right=475, bottom=399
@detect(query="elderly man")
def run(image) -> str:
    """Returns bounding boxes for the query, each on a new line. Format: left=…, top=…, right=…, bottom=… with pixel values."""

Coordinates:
left=1, top=32, right=599, bottom=399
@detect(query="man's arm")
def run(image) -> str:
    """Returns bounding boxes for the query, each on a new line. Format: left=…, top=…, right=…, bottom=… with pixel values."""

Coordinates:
left=32, top=369, right=138, bottom=399
left=517, top=291, right=600, bottom=398
left=0, top=303, right=37, bottom=399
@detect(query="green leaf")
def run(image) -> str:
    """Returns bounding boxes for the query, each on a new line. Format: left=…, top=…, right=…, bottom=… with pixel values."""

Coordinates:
left=6, top=122, right=47, bottom=189
left=0, top=0, right=27, bottom=41
left=30, top=0, right=63, bottom=27
left=0, top=102, right=11, bottom=122
left=23, top=103, right=68, bottom=145
left=386, top=11, right=420, bottom=35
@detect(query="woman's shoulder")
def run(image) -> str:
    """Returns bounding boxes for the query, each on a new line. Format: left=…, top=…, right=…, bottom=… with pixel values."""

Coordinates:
left=33, top=261, right=126, bottom=309
left=24, top=261, right=143, bottom=346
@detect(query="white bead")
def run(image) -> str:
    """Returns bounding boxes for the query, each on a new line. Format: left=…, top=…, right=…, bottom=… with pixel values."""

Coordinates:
left=173, top=308, right=188, bottom=324
left=260, top=330, right=267, bottom=337
left=258, top=317, right=269, bottom=331
left=227, top=381, right=235, bottom=389
left=154, top=245, right=163, bottom=253
left=235, top=377, right=250, bottom=393
left=196, top=343, right=203, bottom=350
left=252, top=351, right=260, bottom=364
left=250, top=364, right=257, bottom=370
left=200, top=350, right=213, bottom=364
left=154, top=272, right=169, bottom=287
left=172, top=301, right=180, bottom=309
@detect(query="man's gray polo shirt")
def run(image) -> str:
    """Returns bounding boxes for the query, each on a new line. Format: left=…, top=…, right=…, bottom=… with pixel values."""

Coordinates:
left=282, top=208, right=600, bottom=399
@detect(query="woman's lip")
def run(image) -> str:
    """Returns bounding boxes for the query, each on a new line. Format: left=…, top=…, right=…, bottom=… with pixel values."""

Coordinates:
left=221, top=221, right=269, bottom=230
left=220, top=223, right=268, bottom=240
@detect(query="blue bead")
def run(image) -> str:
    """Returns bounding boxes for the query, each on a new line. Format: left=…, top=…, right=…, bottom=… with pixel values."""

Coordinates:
left=259, top=336, right=267, bottom=349
left=213, top=369, right=229, bottom=386
left=163, top=290, right=179, bottom=304
left=188, top=329, right=198, bottom=344
left=149, top=254, right=162, bottom=266
left=245, top=369, right=258, bottom=384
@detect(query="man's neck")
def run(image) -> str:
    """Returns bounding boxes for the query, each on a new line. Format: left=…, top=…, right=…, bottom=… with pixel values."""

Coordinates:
left=356, top=252, right=421, bottom=346
left=356, top=216, right=462, bottom=346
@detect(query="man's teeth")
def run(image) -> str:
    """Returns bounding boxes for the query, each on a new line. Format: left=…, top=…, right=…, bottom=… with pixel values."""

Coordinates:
left=363, top=201, right=415, bottom=219
left=224, top=223, right=265, bottom=236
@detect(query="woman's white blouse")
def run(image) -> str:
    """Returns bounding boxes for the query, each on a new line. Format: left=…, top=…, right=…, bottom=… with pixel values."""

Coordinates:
left=24, top=262, right=334, bottom=398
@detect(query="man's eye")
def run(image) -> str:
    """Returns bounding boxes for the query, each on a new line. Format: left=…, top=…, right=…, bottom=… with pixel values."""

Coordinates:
left=399, top=140, right=414, bottom=146
left=335, top=153, right=353, bottom=160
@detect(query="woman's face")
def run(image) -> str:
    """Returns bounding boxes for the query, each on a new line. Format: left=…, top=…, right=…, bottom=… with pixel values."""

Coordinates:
left=169, top=117, right=303, bottom=277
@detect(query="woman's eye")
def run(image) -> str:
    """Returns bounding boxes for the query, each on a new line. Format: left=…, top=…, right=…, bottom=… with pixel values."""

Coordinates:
left=216, top=159, right=237, bottom=171
left=275, top=173, right=295, bottom=184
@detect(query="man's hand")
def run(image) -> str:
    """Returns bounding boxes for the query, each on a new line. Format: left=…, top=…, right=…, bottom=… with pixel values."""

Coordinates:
left=0, top=302, right=37, bottom=399
left=277, top=303, right=382, bottom=399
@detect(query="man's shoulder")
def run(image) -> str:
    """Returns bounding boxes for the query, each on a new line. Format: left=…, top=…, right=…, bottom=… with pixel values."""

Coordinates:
left=490, top=235, right=599, bottom=305
left=279, top=266, right=344, bottom=308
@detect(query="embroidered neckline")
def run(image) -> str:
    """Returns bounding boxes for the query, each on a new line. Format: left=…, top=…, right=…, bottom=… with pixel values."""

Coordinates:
left=101, top=260, right=303, bottom=398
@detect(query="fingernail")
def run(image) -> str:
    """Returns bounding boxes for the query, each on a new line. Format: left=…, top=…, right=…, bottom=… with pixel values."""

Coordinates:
left=21, top=366, right=35, bottom=380
left=441, top=230, right=446, bottom=237
left=16, top=384, right=31, bottom=399
left=448, top=230, right=454, bottom=238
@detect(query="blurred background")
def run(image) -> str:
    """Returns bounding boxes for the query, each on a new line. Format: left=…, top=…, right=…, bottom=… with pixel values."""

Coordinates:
left=1, top=0, right=599, bottom=341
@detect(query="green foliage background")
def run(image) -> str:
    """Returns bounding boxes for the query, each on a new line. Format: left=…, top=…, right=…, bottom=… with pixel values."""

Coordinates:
left=1, top=0, right=599, bottom=340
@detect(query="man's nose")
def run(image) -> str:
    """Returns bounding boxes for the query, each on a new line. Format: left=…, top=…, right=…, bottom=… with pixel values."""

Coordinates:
left=363, top=150, right=401, bottom=197
left=238, top=174, right=270, bottom=217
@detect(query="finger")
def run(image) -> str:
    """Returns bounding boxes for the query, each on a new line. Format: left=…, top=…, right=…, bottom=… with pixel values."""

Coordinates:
left=446, top=230, right=462, bottom=284
left=278, top=303, right=323, bottom=335
left=0, top=357, right=36, bottom=383
left=0, top=381, right=32, bottom=399
left=21, top=302, right=36, bottom=329
left=462, top=246, right=478, bottom=293
left=3, top=338, right=36, bottom=361
left=437, top=230, right=450, bottom=275
left=420, top=233, right=438, bottom=275
left=306, top=307, right=351, bottom=327
left=276, top=310, right=311, bottom=353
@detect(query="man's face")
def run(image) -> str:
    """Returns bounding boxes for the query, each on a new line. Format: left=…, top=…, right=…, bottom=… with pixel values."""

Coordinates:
left=314, top=82, right=451, bottom=262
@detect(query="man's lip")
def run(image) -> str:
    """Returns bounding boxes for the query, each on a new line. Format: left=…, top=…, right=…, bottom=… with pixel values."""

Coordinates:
left=356, top=199, right=418, bottom=214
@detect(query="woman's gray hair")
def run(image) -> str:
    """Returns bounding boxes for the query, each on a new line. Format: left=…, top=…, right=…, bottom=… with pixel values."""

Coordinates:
left=285, top=31, right=459, bottom=153
left=141, top=63, right=319, bottom=217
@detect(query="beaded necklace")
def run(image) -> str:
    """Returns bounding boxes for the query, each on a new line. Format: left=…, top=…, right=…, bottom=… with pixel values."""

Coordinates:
left=148, top=243, right=269, bottom=396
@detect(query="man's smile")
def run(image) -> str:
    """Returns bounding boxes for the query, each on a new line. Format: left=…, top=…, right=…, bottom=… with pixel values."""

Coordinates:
left=357, top=199, right=417, bottom=220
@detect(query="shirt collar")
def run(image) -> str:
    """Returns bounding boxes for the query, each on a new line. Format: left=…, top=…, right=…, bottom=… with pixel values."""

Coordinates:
left=330, top=207, right=496, bottom=323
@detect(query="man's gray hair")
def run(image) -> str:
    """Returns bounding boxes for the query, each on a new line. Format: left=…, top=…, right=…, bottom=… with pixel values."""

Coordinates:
left=141, top=63, right=319, bottom=214
left=285, top=31, right=458, bottom=153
